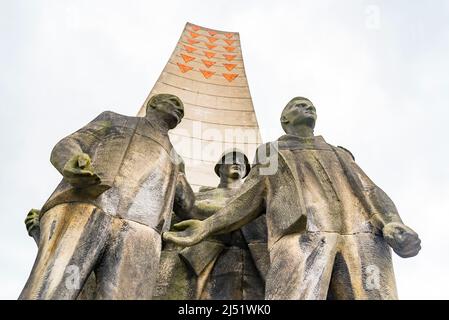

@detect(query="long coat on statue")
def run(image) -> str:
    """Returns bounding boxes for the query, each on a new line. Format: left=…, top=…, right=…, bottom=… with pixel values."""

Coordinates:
left=212, top=134, right=402, bottom=299
left=20, top=110, right=193, bottom=300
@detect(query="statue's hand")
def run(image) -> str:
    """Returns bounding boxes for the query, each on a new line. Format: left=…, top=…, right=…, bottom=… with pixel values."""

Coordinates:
left=163, top=219, right=207, bottom=247
left=25, top=208, right=41, bottom=245
left=383, top=222, right=421, bottom=258
left=25, top=208, right=40, bottom=235
left=62, top=153, right=101, bottom=188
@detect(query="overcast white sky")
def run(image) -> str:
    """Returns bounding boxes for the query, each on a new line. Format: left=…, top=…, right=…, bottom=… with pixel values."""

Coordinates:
left=1, top=0, right=448, bottom=299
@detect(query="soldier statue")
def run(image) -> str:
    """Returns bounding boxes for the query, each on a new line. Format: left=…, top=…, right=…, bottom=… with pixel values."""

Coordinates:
left=155, top=150, right=268, bottom=300
left=164, top=96, right=421, bottom=300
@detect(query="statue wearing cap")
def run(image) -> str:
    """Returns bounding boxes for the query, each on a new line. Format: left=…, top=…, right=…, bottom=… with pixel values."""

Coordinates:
left=164, top=97, right=421, bottom=300
left=155, top=150, right=268, bottom=300
left=20, top=93, right=195, bottom=300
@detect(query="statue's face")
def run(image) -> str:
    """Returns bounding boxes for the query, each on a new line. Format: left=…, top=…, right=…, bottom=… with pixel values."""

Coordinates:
left=150, top=95, right=184, bottom=129
left=281, top=98, right=317, bottom=129
left=219, top=155, right=246, bottom=180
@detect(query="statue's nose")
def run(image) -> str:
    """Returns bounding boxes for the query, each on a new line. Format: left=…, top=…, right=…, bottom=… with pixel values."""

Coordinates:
left=306, top=107, right=315, bottom=113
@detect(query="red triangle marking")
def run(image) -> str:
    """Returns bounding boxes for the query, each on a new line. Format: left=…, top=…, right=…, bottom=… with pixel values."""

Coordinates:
left=200, top=69, right=215, bottom=79
left=224, top=46, right=236, bottom=52
left=223, top=54, right=236, bottom=61
left=181, top=54, right=195, bottom=63
left=208, top=30, right=217, bottom=36
left=208, top=37, right=218, bottom=43
left=177, top=63, right=193, bottom=73
left=190, top=31, right=200, bottom=38
left=204, top=43, right=217, bottom=50
left=223, top=63, right=237, bottom=71
left=202, top=60, right=216, bottom=68
left=183, top=45, right=197, bottom=53
left=186, top=38, right=200, bottom=45
left=204, top=51, right=216, bottom=59
left=191, top=25, right=200, bottom=31
left=224, top=39, right=235, bottom=46
left=225, top=33, right=233, bottom=38
left=223, top=73, right=238, bottom=82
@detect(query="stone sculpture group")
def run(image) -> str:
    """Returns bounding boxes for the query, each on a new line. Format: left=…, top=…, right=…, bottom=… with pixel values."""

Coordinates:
left=21, top=94, right=421, bottom=300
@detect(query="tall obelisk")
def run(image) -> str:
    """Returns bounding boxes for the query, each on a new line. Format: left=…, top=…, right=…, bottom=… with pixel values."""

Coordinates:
left=138, top=22, right=262, bottom=189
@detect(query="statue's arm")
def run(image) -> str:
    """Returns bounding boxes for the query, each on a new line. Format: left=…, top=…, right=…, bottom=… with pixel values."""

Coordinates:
left=356, top=164, right=402, bottom=229
left=204, top=165, right=266, bottom=236
left=25, top=208, right=41, bottom=246
left=173, top=167, right=195, bottom=220
left=169, top=165, right=266, bottom=240
left=365, top=184, right=403, bottom=231
left=164, top=145, right=268, bottom=247
left=341, top=148, right=421, bottom=257
left=338, top=147, right=403, bottom=229
left=50, top=111, right=111, bottom=174
left=190, top=197, right=222, bottom=220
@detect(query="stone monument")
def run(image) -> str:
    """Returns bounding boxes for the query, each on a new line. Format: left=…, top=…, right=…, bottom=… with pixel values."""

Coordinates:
left=21, top=22, right=420, bottom=300
left=20, top=94, right=194, bottom=299
left=164, top=97, right=422, bottom=300
left=155, top=150, right=268, bottom=300
left=22, top=22, right=266, bottom=300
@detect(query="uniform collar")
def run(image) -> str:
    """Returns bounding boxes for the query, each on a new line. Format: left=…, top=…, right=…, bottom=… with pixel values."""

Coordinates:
left=277, top=134, right=330, bottom=150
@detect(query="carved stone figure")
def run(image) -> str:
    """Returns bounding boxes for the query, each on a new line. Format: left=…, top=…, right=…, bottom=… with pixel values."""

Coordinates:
left=164, top=97, right=421, bottom=300
left=155, top=150, right=268, bottom=300
left=24, top=208, right=97, bottom=299
left=20, top=93, right=194, bottom=300
left=153, top=160, right=197, bottom=300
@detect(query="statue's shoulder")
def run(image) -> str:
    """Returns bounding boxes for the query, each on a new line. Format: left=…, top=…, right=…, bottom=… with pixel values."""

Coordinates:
left=96, top=110, right=119, bottom=119
left=198, top=186, right=216, bottom=193
left=94, top=111, right=136, bottom=126
left=336, top=145, right=355, bottom=161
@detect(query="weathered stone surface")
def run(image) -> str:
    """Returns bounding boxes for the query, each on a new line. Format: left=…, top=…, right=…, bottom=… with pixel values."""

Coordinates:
left=23, top=208, right=97, bottom=300
left=153, top=242, right=196, bottom=300
left=156, top=150, right=267, bottom=299
left=241, top=215, right=270, bottom=281
left=180, top=240, right=224, bottom=277
left=153, top=214, right=197, bottom=300
left=20, top=94, right=195, bottom=300
left=164, top=97, right=421, bottom=300
left=198, top=247, right=264, bottom=300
